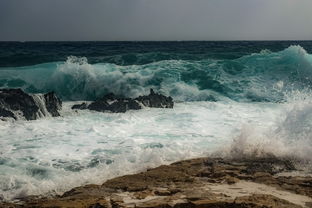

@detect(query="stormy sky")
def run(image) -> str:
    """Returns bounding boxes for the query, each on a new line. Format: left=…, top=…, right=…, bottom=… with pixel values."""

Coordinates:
left=0, top=0, right=311, bottom=41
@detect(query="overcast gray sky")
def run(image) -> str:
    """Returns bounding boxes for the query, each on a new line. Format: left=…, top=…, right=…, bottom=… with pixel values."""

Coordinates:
left=0, top=0, right=312, bottom=41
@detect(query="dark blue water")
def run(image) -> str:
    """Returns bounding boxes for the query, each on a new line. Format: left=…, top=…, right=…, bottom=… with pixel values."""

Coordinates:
left=1, top=41, right=312, bottom=67
left=0, top=41, right=312, bottom=101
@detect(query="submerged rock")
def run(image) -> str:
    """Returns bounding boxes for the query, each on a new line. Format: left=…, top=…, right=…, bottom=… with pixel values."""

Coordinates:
left=72, top=89, right=174, bottom=113
left=0, top=88, right=62, bottom=120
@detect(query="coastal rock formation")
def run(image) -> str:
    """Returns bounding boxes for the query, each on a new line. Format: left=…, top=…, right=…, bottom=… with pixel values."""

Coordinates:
left=0, top=88, right=62, bottom=120
left=135, top=89, right=174, bottom=108
left=88, top=93, right=142, bottom=113
left=3, top=157, right=311, bottom=208
left=72, top=89, right=174, bottom=113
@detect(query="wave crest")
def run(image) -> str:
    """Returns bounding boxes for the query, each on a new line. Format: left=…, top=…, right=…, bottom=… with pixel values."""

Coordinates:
left=0, top=45, right=311, bottom=101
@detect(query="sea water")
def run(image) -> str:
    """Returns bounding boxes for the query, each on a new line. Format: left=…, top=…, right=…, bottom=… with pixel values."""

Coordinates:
left=0, top=41, right=311, bottom=200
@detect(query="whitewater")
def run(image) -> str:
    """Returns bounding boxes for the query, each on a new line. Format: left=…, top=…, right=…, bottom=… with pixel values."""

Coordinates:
left=0, top=43, right=312, bottom=201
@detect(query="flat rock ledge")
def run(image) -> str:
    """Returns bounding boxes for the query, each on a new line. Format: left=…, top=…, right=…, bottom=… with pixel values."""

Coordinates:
left=72, top=89, right=174, bottom=113
left=0, top=88, right=62, bottom=120
left=2, top=157, right=312, bottom=208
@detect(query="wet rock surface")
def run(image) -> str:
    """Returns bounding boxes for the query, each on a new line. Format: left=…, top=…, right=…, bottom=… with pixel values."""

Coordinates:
left=88, top=93, right=142, bottom=113
left=43, top=91, right=62, bottom=117
left=135, top=89, right=174, bottom=108
left=72, top=89, right=174, bottom=113
left=72, top=102, right=88, bottom=110
left=2, top=157, right=311, bottom=208
left=0, top=88, right=62, bottom=120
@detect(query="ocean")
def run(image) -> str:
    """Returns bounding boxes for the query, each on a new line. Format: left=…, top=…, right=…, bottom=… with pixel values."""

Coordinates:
left=0, top=41, right=311, bottom=200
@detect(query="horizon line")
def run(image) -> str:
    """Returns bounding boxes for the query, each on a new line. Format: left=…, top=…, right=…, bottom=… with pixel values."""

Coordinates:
left=0, top=40, right=312, bottom=42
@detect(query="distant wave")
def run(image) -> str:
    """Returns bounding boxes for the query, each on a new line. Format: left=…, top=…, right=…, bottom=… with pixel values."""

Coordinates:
left=0, top=45, right=312, bottom=102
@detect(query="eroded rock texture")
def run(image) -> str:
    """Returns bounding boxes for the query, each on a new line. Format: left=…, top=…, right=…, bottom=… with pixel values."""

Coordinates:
left=2, top=157, right=311, bottom=208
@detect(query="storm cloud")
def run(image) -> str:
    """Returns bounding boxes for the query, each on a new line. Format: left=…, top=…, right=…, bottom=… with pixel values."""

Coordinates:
left=0, top=0, right=311, bottom=41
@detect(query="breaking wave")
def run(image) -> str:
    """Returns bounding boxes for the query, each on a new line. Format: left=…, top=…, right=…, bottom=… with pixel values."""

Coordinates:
left=216, top=90, right=312, bottom=172
left=0, top=45, right=312, bottom=101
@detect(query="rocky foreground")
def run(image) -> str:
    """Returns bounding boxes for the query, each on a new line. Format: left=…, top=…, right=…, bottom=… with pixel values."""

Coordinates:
left=1, top=157, right=312, bottom=208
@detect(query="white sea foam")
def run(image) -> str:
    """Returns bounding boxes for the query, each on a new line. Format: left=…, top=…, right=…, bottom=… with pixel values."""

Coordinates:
left=31, top=94, right=51, bottom=118
left=216, top=91, right=312, bottom=170
left=0, top=100, right=284, bottom=200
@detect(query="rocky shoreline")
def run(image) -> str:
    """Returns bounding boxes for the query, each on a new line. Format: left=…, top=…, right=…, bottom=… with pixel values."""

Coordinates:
left=1, top=157, right=312, bottom=208
left=1, top=89, right=312, bottom=208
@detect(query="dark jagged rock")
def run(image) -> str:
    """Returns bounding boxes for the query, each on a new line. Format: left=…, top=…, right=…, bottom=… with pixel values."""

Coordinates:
left=88, top=93, right=142, bottom=113
left=72, top=102, right=88, bottom=110
left=0, top=88, right=40, bottom=120
left=0, top=88, right=62, bottom=120
left=43, top=92, right=62, bottom=117
left=135, top=89, right=174, bottom=108
left=72, top=90, right=174, bottom=113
